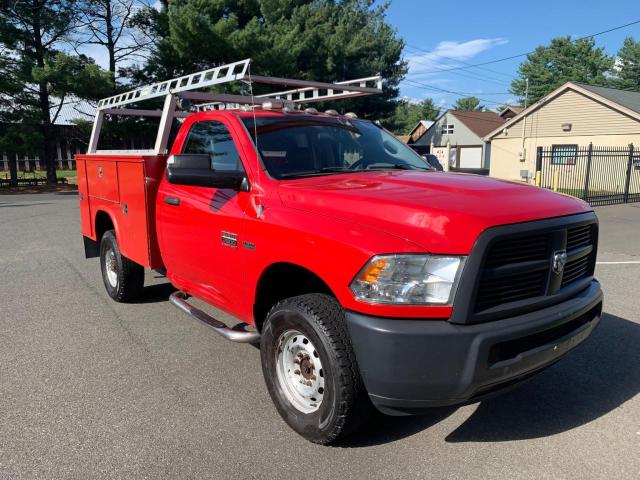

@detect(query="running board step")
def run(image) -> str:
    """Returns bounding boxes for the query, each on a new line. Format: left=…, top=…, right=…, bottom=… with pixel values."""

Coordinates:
left=170, top=291, right=260, bottom=343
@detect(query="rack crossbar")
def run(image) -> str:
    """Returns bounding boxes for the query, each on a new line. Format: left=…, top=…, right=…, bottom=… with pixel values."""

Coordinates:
left=87, top=59, right=383, bottom=154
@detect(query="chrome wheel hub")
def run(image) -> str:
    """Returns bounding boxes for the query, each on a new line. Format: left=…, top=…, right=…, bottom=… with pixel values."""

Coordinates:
left=275, top=329, right=325, bottom=413
left=105, top=248, right=118, bottom=287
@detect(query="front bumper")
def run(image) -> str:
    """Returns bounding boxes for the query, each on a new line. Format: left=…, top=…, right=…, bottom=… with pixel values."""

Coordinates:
left=345, top=280, right=603, bottom=415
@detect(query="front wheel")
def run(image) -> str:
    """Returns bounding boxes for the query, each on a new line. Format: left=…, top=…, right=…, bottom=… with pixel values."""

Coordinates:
left=260, top=294, right=371, bottom=444
left=99, top=230, right=144, bottom=302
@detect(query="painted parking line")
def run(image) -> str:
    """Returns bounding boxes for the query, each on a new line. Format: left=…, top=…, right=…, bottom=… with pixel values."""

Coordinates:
left=596, top=261, right=640, bottom=265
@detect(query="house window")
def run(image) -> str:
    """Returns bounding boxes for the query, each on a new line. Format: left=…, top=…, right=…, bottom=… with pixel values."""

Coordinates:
left=551, top=144, right=578, bottom=165
left=440, top=124, right=454, bottom=135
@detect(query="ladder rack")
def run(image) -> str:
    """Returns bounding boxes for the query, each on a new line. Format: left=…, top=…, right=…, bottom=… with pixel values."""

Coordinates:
left=88, top=58, right=383, bottom=155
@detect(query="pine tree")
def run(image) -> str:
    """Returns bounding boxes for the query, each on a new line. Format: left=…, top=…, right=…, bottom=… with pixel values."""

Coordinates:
left=454, top=96, right=483, bottom=111
left=511, top=37, right=614, bottom=104
left=126, top=0, right=407, bottom=122
left=615, top=37, right=640, bottom=91
left=390, top=98, right=440, bottom=134
left=0, top=0, right=112, bottom=184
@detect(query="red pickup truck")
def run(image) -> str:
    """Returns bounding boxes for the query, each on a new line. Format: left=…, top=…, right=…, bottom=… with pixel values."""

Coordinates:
left=76, top=63, right=603, bottom=444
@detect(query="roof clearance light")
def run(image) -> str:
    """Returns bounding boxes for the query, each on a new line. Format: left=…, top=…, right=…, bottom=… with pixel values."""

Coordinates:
left=345, top=112, right=358, bottom=119
left=324, top=109, right=339, bottom=116
left=304, top=107, right=319, bottom=114
left=262, top=100, right=284, bottom=110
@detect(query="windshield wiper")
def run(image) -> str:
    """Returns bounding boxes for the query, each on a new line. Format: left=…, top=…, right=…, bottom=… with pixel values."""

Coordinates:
left=318, top=167, right=354, bottom=173
left=366, top=164, right=429, bottom=171
left=277, top=164, right=427, bottom=179
left=278, top=167, right=354, bottom=179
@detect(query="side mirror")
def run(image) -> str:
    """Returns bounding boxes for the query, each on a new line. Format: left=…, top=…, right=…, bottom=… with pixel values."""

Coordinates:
left=166, top=154, right=248, bottom=190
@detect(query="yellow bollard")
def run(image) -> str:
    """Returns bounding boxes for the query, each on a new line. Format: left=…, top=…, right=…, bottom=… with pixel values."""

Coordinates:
left=553, top=171, right=559, bottom=192
left=535, top=170, right=541, bottom=186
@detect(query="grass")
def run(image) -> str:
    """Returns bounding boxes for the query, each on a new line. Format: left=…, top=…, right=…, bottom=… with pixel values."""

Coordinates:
left=0, top=169, right=78, bottom=185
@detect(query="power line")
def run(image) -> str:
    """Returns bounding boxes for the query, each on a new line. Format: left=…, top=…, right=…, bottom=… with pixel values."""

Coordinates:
left=404, top=46, right=512, bottom=87
left=409, top=19, right=640, bottom=74
left=401, top=79, right=508, bottom=106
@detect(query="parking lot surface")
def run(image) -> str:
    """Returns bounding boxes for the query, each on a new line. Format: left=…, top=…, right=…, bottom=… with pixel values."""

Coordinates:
left=1, top=194, right=639, bottom=479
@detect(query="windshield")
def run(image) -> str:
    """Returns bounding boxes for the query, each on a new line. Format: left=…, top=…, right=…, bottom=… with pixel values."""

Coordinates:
left=241, top=116, right=430, bottom=179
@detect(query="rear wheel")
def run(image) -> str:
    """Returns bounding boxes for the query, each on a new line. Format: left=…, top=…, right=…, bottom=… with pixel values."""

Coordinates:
left=99, top=230, right=144, bottom=302
left=260, top=294, right=371, bottom=444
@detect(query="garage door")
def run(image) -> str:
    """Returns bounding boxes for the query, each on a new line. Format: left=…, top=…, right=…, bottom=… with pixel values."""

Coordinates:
left=459, top=147, right=482, bottom=169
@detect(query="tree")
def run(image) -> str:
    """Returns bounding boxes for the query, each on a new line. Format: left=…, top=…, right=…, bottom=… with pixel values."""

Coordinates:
left=453, top=96, right=483, bottom=111
left=511, top=36, right=614, bottom=104
left=76, top=0, right=152, bottom=90
left=0, top=0, right=112, bottom=184
left=389, top=98, right=440, bottom=134
left=126, top=0, right=407, bottom=121
left=615, top=37, right=640, bottom=91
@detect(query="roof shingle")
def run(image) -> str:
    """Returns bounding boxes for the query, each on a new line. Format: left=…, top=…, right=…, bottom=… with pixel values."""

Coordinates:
left=449, top=110, right=505, bottom=138
left=575, top=83, right=640, bottom=115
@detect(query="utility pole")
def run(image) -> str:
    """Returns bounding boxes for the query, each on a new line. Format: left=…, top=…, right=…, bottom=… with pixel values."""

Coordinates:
left=521, top=77, right=529, bottom=170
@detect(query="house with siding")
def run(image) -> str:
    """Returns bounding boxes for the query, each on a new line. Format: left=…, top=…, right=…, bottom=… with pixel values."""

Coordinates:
left=485, top=82, right=640, bottom=182
left=412, top=110, right=505, bottom=173
left=404, top=120, right=434, bottom=155
left=498, top=106, right=524, bottom=120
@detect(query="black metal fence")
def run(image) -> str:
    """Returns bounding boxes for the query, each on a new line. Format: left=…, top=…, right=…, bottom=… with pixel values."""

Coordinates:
left=536, top=144, right=640, bottom=206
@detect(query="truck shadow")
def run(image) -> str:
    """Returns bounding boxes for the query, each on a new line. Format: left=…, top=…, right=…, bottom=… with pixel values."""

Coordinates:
left=341, top=313, right=640, bottom=447
left=130, top=282, right=177, bottom=304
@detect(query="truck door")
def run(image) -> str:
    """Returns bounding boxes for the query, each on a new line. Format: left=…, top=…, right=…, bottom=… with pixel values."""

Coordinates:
left=156, top=118, right=250, bottom=315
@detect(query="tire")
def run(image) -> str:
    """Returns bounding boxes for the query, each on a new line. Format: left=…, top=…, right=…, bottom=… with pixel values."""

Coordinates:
left=260, top=294, right=372, bottom=444
left=99, top=230, right=144, bottom=302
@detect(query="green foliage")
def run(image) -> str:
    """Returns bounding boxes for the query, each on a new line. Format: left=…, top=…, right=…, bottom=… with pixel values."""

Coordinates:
left=127, top=0, right=406, bottom=121
left=0, top=0, right=112, bottom=183
left=614, top=37, right=640, bottom=91
left=511, top=37, right=614, bottom=104
left=453, top=96, right=483, bottom=111
left=388, top=98, right=440, bottom=134
left=32, top=52, right=114, bottom=103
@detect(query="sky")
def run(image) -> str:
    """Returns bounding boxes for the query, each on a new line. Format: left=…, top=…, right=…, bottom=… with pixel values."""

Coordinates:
left=381, top=0, right=640, bottom=111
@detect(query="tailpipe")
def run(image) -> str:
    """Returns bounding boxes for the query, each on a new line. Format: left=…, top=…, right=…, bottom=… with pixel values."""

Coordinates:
left=169, top=291, right=260, bottom=343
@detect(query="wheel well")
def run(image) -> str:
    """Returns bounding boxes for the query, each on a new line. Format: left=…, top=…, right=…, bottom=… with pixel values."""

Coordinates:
left=253, top=263, right=335, bottom=332
left=94, top=211, right=114, bottom=243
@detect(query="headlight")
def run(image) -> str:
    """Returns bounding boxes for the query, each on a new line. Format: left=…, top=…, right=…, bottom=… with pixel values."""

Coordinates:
left=350, top=254, right=466, bottom=305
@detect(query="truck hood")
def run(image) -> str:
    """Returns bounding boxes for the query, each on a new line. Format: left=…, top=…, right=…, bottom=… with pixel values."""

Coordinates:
left=277, top=171, right=592, bottom=254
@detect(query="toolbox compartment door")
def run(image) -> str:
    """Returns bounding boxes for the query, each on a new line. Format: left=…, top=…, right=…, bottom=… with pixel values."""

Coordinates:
left=86, top=159, right=119, bottom=203
left=75, top=158, right=92, bottom=237
left=116, top=161, right=150, bottom=266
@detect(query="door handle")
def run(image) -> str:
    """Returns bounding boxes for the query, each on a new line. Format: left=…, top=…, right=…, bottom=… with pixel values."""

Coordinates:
left=164, top=196, right=180, bottom=206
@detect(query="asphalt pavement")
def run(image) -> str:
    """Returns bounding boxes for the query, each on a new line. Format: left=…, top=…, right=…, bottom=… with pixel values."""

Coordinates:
left=0, top=193, right=638, bottom=479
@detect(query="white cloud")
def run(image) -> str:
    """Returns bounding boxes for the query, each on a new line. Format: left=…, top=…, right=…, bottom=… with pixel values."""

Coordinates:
left=406, top=38, right=508, bottom=76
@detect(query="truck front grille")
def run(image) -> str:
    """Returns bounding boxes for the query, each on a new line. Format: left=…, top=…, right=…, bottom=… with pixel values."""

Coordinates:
left=561, top=253, right=592, bottom=287
left=483, top=234, right=548, bottom=267
left=473, top=219, right=597, bottom=315
left=475, top=269, right=547, bottom=311
left=567, top=224, right=593, bottom=250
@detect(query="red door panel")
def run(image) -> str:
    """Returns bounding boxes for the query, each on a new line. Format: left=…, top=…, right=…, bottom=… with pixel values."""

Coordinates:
left=156, top=116, right=251, bottom=317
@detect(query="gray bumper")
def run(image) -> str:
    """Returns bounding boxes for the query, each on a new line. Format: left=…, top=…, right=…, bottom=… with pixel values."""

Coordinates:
left=345, top=280, right=603, bottom=415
